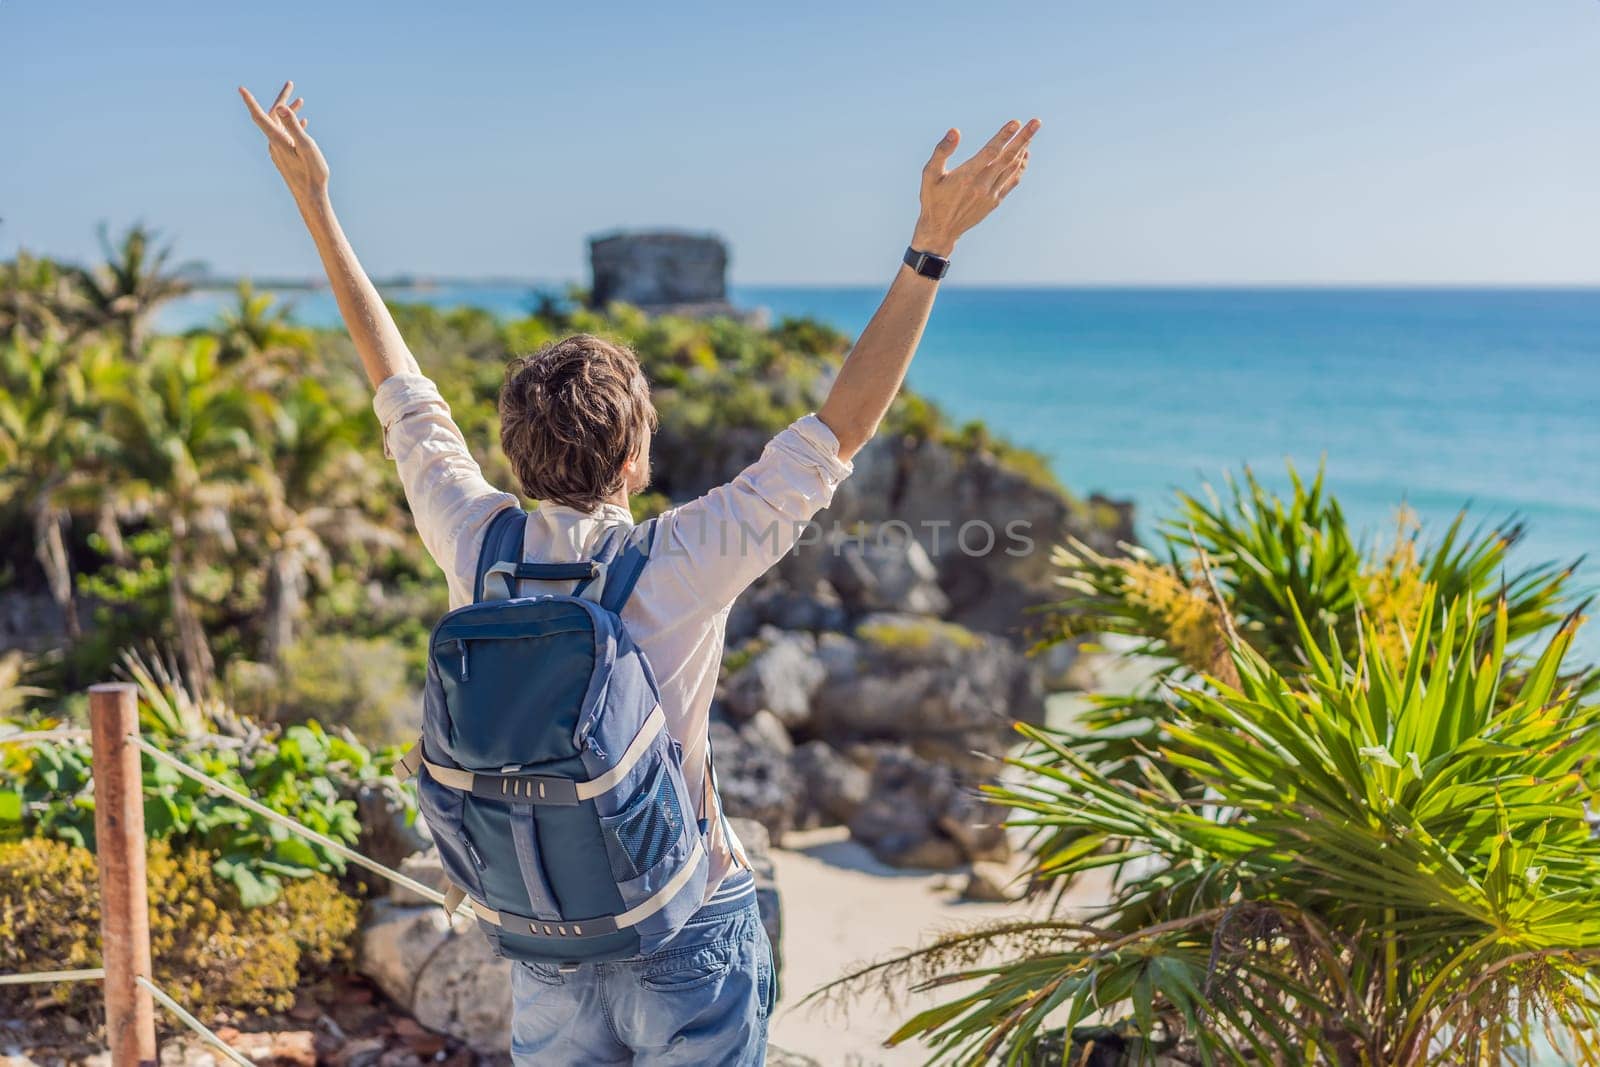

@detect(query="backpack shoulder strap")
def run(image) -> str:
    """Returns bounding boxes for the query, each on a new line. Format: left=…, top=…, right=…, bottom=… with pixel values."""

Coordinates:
left=581, top=518, right=658, bottom=615
left=474, top=506, right=529, bottom=603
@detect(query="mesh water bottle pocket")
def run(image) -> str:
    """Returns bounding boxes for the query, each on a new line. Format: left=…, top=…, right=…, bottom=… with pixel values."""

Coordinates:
left=599, top=757, right=685, bottom=881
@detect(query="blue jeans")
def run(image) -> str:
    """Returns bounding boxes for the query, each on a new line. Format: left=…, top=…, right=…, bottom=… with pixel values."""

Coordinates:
left=510, top=888, right=774, bottom=1065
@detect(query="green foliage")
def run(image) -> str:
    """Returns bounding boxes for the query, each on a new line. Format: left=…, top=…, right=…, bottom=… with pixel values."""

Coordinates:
left=230, top=633, right=419, bottom=743
left=829, top=470, right=1598, bottom=1064
left=720, top=635, right=770, bottom=677
left=1033, top=466, right=1592, bottom=898
left=1046, top=466, right=1581, bottom=679
left=3, top=656, right=411, bottom=905
left=67, top=223, right=191, bottom=351
left=0, top=837, right=358, bottom=1016
left=827, top=598, right=1600, bottom=1064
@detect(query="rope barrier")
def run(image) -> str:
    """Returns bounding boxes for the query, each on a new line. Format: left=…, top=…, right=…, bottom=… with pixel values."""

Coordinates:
left=0, top=967, right=105, bottom=986
left=130, top=736, right=469, bottom=916
left=0, top=727, right=466, bottom=1056
left=136, top=976, right=257, bottom=1066
left=0, top=728, right=92, bottom=745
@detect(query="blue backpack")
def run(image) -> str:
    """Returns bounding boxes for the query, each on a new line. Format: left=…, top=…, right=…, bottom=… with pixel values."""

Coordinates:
left=394, top=507, right=710, bottom=964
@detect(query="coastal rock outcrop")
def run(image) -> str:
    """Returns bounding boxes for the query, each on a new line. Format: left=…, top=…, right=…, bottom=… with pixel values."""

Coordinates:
left=708, top=716, right=799, bottom=839
left=844, top=744, right=1011, bottom=869
left=714, top=613, right=1043, bottom=868
left=722, top=629, right=826, bottom=730
left=788, top=740, right=870, bottom=828
left=589, top=230, right=753, bottom=321
left=810, top=612, right=1045, bottom=775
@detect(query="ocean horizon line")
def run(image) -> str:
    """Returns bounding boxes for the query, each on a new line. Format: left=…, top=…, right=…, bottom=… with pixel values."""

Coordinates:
left=179, top=276, right=1600, bottom=294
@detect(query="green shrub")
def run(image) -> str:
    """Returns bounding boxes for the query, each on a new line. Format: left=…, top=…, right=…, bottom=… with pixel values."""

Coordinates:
left=228, top=632, right=418, bottom=743
left=0, top=837, right=358, bottom=1017
left=835, top=469, right=1599, bottom=1064
left=4, top=677, right=408, bottom=906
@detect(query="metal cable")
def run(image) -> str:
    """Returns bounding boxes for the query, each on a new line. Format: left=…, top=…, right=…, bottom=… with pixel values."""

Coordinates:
left=0, top=728, right=92, bottom=745
left=0, top=967, right=105, bottom=985
left=136, top=976, right=256, bottom=1066
left=130, top=736, right=465, bottom=914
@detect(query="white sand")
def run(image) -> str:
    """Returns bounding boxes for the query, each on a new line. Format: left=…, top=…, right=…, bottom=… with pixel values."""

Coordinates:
left=767, top=827, right=1111, bottom=1066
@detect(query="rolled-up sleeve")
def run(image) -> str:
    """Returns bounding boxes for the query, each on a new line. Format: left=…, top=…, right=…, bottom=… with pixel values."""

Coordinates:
left=373, top=373, right=518, bottom=605
left=644, top=414, right=853, bottom=620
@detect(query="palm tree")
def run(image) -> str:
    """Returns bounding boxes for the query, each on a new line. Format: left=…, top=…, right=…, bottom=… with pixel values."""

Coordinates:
left=0, top=337, right=109, bottom=639
left=100, top=335, right=255, bottom=690
left=213, top=280, right=307, bottom=366
left=70, top=223, right=191, bottom=354
left=0, top=250, right=77, bottom=343
left=247, top=377, right=400, bottom=662
left=1022, top=466, right=1588, bottom=902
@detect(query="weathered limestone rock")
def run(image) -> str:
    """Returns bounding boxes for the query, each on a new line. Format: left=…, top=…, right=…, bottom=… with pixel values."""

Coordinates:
left=812, top=613, right=1044, bottom=777
left=726, top=579, right=848, bottom=643
left=764, top=432, right=1135, bottom=638
left=830, top=531, right=951, bottom=617
left=788, top=740, right=870, bottom=828
left=846, top=744, right=1011, bottom=869
left=358, top=899, right=512, bottom=1054
left=406, top=929, right=516, bottom=1052
left=777, top=527, right=950, bottom=621
left=355, top=780, right=432, bottom=871
left=741, top=708, right=794, bottom=758
left=722, top=628, right=825, bottom=729
left=387, top=850, right=447, bottom=908
left=709, top=717, right=798, bottom=840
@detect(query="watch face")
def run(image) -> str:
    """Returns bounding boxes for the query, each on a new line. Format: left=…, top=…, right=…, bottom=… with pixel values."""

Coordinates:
left=906, top=247, right=947, bottom=278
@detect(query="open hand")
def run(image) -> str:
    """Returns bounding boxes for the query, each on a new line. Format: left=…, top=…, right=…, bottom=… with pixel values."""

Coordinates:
left=239, top=81, right=330, bottom=203
left=913, top=118, right=1040, bottom=256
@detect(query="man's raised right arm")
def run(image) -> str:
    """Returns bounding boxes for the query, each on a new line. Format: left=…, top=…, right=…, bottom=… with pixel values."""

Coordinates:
left=239, top=81, right=513, bottom=601
left=239, top=81, right=419, bottom=389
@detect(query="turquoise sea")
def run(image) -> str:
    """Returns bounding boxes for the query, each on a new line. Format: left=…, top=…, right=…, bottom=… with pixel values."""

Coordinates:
left=161, top=285, right=1600, bottom=657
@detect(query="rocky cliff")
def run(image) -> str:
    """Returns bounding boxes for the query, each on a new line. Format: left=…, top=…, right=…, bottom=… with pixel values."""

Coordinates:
left=589, top=230, right=749, bottom=320
left=690, top=429, right=1133, bottom=871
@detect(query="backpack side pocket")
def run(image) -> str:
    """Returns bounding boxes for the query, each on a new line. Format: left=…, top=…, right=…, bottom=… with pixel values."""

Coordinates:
left=417, top=769, right=488, bottom=902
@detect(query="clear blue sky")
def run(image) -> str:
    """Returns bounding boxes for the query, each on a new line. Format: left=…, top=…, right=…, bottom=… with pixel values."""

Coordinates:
left=5, top=1, right=1600, bottom=285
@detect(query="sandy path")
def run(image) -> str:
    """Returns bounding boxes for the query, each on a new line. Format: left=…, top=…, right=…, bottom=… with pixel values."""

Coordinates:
left=766, top=827, right=1110, bottom=1066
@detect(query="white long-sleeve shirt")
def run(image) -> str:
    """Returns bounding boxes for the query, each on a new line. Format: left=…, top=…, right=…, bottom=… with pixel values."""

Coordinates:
left=373, top=372, right=853, bottom=899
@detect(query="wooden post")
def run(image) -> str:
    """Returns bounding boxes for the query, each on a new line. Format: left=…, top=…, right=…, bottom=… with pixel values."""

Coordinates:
left=90, top=683, right=157, bottom=1065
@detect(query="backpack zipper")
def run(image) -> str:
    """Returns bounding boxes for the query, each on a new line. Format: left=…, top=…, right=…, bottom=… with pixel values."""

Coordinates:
left=454, top=639, right=470, bottom=682
left=464, top=839, right=487, bottom=870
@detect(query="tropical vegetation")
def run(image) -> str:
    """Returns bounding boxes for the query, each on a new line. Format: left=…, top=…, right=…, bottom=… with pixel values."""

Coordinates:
left=822, top=470, right=1600, bottom=1065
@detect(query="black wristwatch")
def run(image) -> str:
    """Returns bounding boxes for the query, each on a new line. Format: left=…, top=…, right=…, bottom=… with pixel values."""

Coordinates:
left=903, top=245, right=951, bottom=280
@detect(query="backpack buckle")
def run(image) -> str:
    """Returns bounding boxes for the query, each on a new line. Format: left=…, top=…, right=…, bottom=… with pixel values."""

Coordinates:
left=475, top=772, right=580, bottom=805
left=578, top=560, right=608, bottom=603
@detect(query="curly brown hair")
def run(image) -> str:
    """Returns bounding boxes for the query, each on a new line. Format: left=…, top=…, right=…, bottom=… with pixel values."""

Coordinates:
left=498, top=334, right=657, bottom=511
